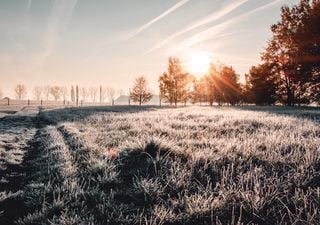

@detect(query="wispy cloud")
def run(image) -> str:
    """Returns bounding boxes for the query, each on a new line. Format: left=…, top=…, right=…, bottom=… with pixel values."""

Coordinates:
left=171, top=0, right=284, bottom=53
left=27, top=0, right=32, bottom=11
left=128, top=0, right=191, bottom=39
left=143, top=0, right=250, bottom=54
left=32, top=0, right=78, bottom=66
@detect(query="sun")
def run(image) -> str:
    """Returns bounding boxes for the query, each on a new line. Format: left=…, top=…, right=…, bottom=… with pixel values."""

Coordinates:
left=186, top=51, right=211, bottom=75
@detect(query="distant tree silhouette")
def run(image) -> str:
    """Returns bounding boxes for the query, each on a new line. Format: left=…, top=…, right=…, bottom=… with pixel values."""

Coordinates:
left=14, top=84, right=27, bottom=100
left=60, top=86, right=68, bottom=101
left=43, top=85, right=51, bottom=101
left=33, top=86, right=42, bottom=101
left=191, top=78, right=207, bottom=105
left=130, top=76, right=152, bottom=105
left=182, top=74, right=195, bottom=105
left=159, top=57, right=190, bottom=106
left=100, top=86, right=107, bottom=103
left=89, top=87, right=98, bottom=102
left=99, top=86, right=103, bottom=103
left=245, top=64, right=277, bottom=105
left=76, top=85, right=79, bottom=105
left=106, top=87, right=116, bottom=104
left=50, top=86, right=61, bottom=101
left=262, top=0, right=320, bottom=105
left=80, top=87, right=89, bottom=102
left=71, top=86, right=75, bottom=102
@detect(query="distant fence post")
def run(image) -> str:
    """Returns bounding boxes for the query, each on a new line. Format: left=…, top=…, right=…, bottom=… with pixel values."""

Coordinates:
left=28, top=99, right=30, bottom=106
left=7, top=98, right=10, bottom=106
left=41, top=99, right=43, bottom=106
left=63, top=99, right=66, bottom=105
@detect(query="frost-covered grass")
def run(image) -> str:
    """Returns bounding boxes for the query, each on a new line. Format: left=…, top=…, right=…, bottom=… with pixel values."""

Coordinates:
left=1, top=106, right=320, bottom=225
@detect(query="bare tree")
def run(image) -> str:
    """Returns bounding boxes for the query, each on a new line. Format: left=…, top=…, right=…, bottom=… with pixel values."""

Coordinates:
left=14, top=84, right=27, bottom=100
left=100, top=86, right=107, bottom=102
left=89, top=87, right=98, bottom=102
left=33, top=86, right=42, bottom=101
left=80, top=87, right=89, bottom=102
left=76, top=85, right=79, bottom=105
left=50, top=86, right=61, bottom=101
left=71, top=86, right=75, bottom=102
left=60, top=86, right=68, bottom=101
left=0, top=86, right=3, bottom=99
left=106, top=86, right=116, bottom=104
left=130, top=76, right=152, bottom=105
left=43, top=85, right=51, bottom=101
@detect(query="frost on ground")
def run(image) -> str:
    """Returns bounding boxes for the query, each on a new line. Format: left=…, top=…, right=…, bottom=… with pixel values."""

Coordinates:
left=0, top=106, right=320, bottom=225
left=0, top=107, right=38, bottom=224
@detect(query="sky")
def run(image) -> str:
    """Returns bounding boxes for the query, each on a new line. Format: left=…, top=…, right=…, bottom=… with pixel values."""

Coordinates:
left=0, top=0, right=299, bottom=98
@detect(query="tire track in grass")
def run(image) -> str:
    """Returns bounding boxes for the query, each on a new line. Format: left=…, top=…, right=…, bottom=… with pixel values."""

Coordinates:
left=0, top=108, right=40, bottom=225
left=57, top=125, right=97, bottom=178
left=15, top=108, right=103, bottom=224
left=15, top=125, right=85, bottom=224
left=4, top=107, right=86, bottom=224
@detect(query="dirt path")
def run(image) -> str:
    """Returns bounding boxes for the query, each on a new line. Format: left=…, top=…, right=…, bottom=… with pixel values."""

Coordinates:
left=0, top=107, right=44, bottom=224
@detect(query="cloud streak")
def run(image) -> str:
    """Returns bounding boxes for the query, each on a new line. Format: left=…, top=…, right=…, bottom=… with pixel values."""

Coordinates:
left=128, top=0, right=190, bottom=39
left=27, top=0, right=32, bottom=11
left=171, top=0, right=284, bottom=53
left=143, top=0, right=250, bottom=54
left=33, top=0, right=78, bottom=66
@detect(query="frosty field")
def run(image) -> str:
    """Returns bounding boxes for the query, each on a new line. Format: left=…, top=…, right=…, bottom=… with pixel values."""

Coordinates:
left=1, top=105, right=320, bottom=225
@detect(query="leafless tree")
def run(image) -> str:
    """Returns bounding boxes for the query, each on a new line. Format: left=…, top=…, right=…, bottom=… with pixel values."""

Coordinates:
left=60, top=86, right=68, bottom=101
left=50, top=86, right=61, bottom=101
left=106, top=86, right=116, bottom=103
left=33, top=86, right=42, bottom=101
left=80, top=87, right=89, bottom=102
left=100, top=86, right=107, bottom=102
left=71, top=86, right=75, bottom=102
left=89, top=87, right=98, bottom=102
left=76, top=85, right=79, bottom=105
left=14, top=84, right=27, bottom=100
left=43, top=85, right=51, bottom=101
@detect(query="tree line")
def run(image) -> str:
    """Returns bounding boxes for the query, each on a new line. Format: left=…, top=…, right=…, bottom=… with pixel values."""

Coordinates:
left=159, top=0, right=320, bottom=106
left=158, top=58, right=242, bottom=106
left=5, top=84, right=123, bottom=104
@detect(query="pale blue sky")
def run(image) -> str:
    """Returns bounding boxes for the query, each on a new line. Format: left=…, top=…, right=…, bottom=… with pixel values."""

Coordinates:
left=0, top=0, right=298, bottom=98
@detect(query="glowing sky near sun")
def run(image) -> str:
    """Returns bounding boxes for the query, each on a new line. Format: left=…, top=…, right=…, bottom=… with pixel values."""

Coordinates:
left=0, top=0, right=299, bottom=98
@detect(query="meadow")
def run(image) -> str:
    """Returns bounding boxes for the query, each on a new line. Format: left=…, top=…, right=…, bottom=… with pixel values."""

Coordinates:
left=1, top=105, right=320, bottom=225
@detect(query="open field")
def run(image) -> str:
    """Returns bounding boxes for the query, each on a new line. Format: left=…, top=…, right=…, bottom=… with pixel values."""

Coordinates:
left=0, top=105, right=320, bottom=225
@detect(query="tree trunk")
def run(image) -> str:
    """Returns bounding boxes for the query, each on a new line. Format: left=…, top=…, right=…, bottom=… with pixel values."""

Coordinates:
left=286, top=86, right=294, bottom=106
